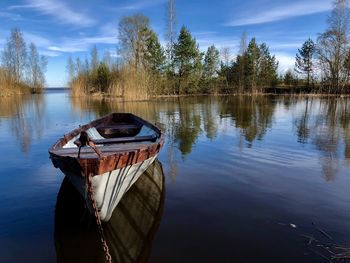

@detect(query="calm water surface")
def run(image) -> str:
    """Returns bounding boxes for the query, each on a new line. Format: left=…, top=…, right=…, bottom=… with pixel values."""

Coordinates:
left=0, top=90, right=350, bottom=262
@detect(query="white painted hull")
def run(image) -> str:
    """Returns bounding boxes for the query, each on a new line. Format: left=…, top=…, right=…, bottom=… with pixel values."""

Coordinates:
left=66, top=155, right=157, bottom=221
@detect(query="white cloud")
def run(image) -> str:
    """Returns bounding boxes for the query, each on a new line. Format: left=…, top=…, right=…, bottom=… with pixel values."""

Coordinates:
left=7, top=4, right=39, bottom=10
left=23, top=32, right=52, bottom=47
left=46, top=35, right=118, bottom=54
left=192, top=31, right=240, bottom=52
left=18, top=0, right=96, bottom=27
left=100, top=22, right=119, bottom=36
left=0, top=11, right=23, bottom=21
left=227, top=1, right=332, bottom=26
left=275, top=53, right=296, bottom=73
left=40, top=50, right=61, bottom=57
left=117, top=0, right=166, bottom=11
left=270, top=43, right=302, bottom=49
left=47, top=46, right=86, bottom=53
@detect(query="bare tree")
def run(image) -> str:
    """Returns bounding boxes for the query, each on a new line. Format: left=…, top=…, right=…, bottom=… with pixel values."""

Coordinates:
left=75, top=57, right=83, bottom=75
left=66, top=56, right=75, bottom=83
left=220, top=47, right=231, bottom=90
left=103, top=50, right=113, bottom=68
left=1, top=28, right=27, bottom=83
left=238, top=32, right=247, bottom=91
left=239, top=31, right=247, bottom=55
left=165, top=0, right=176, bottom=65
left=90, top=45, right=99, bottom=71
left=118, top=14, right=150, bottom=70
left=317, top=0, right=350, bottom=93
left=27, top=42, right=47, bottom=90
left=220, top=46, right=230, bottom=67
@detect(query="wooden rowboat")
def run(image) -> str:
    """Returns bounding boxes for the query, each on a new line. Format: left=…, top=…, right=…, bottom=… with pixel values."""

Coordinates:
left=49, top=113, right=164, bottom=222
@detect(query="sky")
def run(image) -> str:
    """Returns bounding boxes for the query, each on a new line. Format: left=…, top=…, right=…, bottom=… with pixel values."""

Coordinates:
left=0, top=0, right=333, bottom=87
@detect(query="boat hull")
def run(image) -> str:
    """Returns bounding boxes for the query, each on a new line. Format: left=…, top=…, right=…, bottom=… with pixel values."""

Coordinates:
left=64, top=155, right=157, bottom=222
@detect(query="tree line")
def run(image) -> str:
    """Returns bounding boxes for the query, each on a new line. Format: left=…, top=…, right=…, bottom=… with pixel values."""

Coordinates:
left=283, top=0, right=350, bottom=94
left=0, top=28, right=47, bottom=94
left=68, top=0, right=350, bottom=97
left=68, top=0, right=280, bottom=98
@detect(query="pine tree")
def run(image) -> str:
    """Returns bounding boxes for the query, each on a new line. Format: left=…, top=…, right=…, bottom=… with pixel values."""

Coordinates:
left=284, top=70, right=294, bottom=87
left=246, top=38, right=260, bottom=91
left=173, top=26, right=201, bottom=94
left=295, top=38, right=315, bottom=88
left=144, top=29, right=166, bottom=74
left=258, top=43, right=278, bottom=88
left=203, top=45, right=220, bottom=79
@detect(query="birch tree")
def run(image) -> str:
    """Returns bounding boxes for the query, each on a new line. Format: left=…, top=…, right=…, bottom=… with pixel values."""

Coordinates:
left=317, top=0, right=350, bottom=92
left=27, top=42, right=47, bottom=90
left=118, top=14, right=150, bottom=70
left=1, top=28, right=27, bottom=82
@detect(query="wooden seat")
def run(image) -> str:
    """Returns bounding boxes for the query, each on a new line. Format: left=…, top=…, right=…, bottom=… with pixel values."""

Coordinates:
left=50, top=143, right=150, bottom=158
left=93, top=135, right=157, bottom=144
left=96, top=124, right=139, bottom=131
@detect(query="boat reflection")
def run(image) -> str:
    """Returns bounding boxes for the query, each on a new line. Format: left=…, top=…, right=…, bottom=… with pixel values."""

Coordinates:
left=54, top=159, right=165, bottom=263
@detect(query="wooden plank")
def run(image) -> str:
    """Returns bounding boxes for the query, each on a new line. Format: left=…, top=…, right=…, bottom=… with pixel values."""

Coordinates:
left=93, top=135, right=157, bottom=144
left=97, top=124, right=139, bottom=130
left=50, top=143, right=150, bottom=157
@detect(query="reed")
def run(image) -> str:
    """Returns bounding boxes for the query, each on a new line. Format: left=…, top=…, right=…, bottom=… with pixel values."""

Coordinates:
left=70, top=65, right=165, bottom=101
left=0, top=68, right=32, bottom=96
left=70, top=73, right=92, bottom=97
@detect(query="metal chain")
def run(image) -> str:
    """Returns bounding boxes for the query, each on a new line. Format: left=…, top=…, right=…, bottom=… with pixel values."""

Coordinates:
left=85, top=161, right=112, bottom=263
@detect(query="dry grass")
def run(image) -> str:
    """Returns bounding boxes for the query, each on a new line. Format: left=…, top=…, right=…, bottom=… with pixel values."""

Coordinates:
left=0, top=68, right=36, bottom=96
left=70, top=65, right=167, bottom=101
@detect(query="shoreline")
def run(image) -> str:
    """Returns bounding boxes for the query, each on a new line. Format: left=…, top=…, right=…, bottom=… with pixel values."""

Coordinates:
left=68, top=92, right=350, bottom=102
left=2, top=87, right=350, bottom=99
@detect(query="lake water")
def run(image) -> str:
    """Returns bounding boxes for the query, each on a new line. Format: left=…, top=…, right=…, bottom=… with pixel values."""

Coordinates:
left=0, top=89, right=350, bottom=262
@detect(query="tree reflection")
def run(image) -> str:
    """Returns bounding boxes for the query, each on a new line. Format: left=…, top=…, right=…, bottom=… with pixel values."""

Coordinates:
left=71, top=95, right=350, bottom=182
left=293, top=96, right=350, bottom=181
left=0, top=94, right=45, bottom=152
left=294, top=97, right=312, bottom=144
left=219, top=95, right=277, bottom=146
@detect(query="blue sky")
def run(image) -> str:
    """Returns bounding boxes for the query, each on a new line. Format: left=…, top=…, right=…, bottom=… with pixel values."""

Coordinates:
left=0, top=0, right=332, bottom=87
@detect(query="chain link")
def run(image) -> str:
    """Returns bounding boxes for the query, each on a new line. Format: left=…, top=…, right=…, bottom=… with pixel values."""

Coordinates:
left=85, top=161, right=112, bottom=263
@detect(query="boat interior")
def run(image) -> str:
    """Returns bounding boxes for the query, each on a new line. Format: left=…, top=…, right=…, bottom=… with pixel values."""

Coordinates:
left=50, top=113, right=160, bottom=158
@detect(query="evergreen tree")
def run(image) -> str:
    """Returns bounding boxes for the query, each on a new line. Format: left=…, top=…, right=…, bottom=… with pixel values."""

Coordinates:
left=231, top=39, right=278, bottom=91
left=144, top=29, right=166, bottom=74
left=246, top=38, right=260, bottom=91
left=95, top=62, right=110, bottom=93
left=284, top=70, right=294, bottom=87
left=173, top=26, right=201, bottom=94
left=258, top=43, right=278, bottom=88
left=203, top=45, right=220, bottom=79
left=295, top=38, right=315, bottom=88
